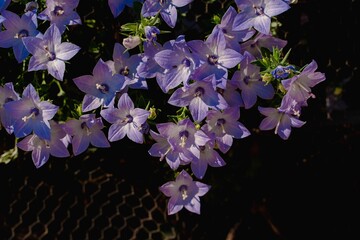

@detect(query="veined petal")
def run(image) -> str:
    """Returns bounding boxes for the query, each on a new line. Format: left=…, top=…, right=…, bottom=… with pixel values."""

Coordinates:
left=108, top=123, right=126, bottom=142
left=55, top=42, right=80, bottom=61
left=90, top=129, right=110, bottom=147
left=47, top=59, right=65, bottom=80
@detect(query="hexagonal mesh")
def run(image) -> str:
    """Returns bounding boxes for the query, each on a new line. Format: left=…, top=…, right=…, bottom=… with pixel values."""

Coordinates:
left=0, top=146, right=187, bottom=240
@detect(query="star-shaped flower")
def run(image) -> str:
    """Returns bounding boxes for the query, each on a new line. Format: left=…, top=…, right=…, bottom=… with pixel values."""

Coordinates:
left=17, top=120, right=70, bottom=168
left=73, top=58, right=126, bottom=112
left=63, top=114, right=110, bottom=156
left=233, top=0, right=290, bottom=35
left=38, top=0, right=81, bottom=34
left=22, top=24, right=80, bottom=80
left=281, top=60, right=326, bottom=103
left=0, top=10, right=40, bottom=62
left=100, top=93, right=150, bottom=143
left=4, top=83, right=59, bottom=140
left=159, top=169, right=211, bottom=215
left=231, top=52, right=275, bottom=109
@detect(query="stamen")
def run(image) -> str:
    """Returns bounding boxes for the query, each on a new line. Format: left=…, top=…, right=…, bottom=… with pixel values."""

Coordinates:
left=179, top=185, right=188, bottom=200
left=96, top=83, right=109, bottom=94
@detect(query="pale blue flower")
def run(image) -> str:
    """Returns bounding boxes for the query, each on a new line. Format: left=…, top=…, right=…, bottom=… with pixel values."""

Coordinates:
left=63, top=114, right=110, bottom=156
left=100, top=93, right=150, bottom=143
left=22, top=24, right=80, bottom=80
left=4, top=83, right=59, bottom=140
left=38, top=0, right=81, bottom=34
left=159, top=169, right=211, bottom=215
left=17, top=120, right=70, bottom=168
left=73, top=58, right=126, bottom=112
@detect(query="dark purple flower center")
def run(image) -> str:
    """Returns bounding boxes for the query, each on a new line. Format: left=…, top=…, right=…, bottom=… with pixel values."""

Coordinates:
left=179, top=184, right=188, bottom=200
left=179, top=130, right=189, bottom=147
left=53, top=6, right=65, bottom=16
left=96, top=83, right=109, bottom=94
left=15, top=29, right=29, bottom=39
left=243, top=76, right=250, bottom=85
left=31, top=107, right=40, bottom=116
left=182, top=58, right=191, bottom=67
left=199, top=145, right=206, bottom=151
left=125, top=114, right=133, bottom=123
left=44, top=46, right=56, bottom=61
left=179, top=130, right=189, bottom=138
left=253, top=4, right=264, bottom=15
left=22, top=107, right=40, bottom=122
left=207, top=54, right=218, bottom=65
left=119, top=66, right=129, bottom=76
left=80, top=122, right=88, bottom=129
left=194, top=87, right=205, bottom=97
left=216, top=118, right=226, bottom=126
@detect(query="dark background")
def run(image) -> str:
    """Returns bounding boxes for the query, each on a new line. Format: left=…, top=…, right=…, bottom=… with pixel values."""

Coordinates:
left=1, top=0, right=360, bottom=239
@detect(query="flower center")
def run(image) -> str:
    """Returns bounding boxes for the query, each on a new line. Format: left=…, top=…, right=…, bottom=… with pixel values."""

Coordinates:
left=207, top=54, right=218, bottom=65
left=179, top=185, right=188, bottom=200
left=14, top=29, right=29, bottom=39
left=182, top=58, right=191, bottom=67
left=22, top=107, right=40, bottom=122
left=96, top=83, right=109, bottom=94
left=179, top=130, right=189, bottom=148
left=44, top=46, right=56, bottom=61
left=194, top=87, right=205, bottom=97
left=81, top=121, right=91, bottom=135
left=216, top=118, right=226, bottom=126
left=125, top=114, right=133, bottom=123
left=53, top=6, right=65, bottom=16
left=119, top=66, right=129, bottom=76
left=243, top=76, right=250, bottom=85
left=253, top=4, right=264, bottom=16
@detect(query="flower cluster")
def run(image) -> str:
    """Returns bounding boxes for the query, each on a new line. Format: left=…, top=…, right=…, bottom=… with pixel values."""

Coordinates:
left=0, top=0, right=326, bottom=215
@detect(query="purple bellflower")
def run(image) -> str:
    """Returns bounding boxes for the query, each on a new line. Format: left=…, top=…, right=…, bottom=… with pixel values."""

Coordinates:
left=281, top=60, right=326, bottom=103
left=231, top=52, right=275, bottom=109
left=159, top=169, right=211, bottom=215
left=0, top=82, right=20, bottom=134
left=108, top=0, right=134, bottom=18
left=22, top=24, right=80, bottom=81
left=107, top=43, right=147, bottom=90
left=154, top=35, right=199, bottom=93
left=191, top=130, right=226, bottom=179
left=100, top=93, right=150, bottom=143
left=258, top=95, right=306, bottom=140
left=3, top=83, right=59, bottom=141
left=188, top=29, right=243, bottom=89
left=209, top=6, right=255, bottom=52
left=148, top=118, right=199, bottom=170
left=233, top=0, right=290, bottom=35
left=240, top=33, right=287, bottom=59
left=141, top=0, right=194, bottom=28
left=202, top=107, right=250, bottom=153
left=63, top=114, right=110, bottom=156
left=17, top=120, right=70, bottom=168
left=38, top=0, right=81, bottom=34
left=168, top=75, right=228, bottom=122
left=0, top=10, right=40, bottom=63
left=73, top=58, right=126, bottom=112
